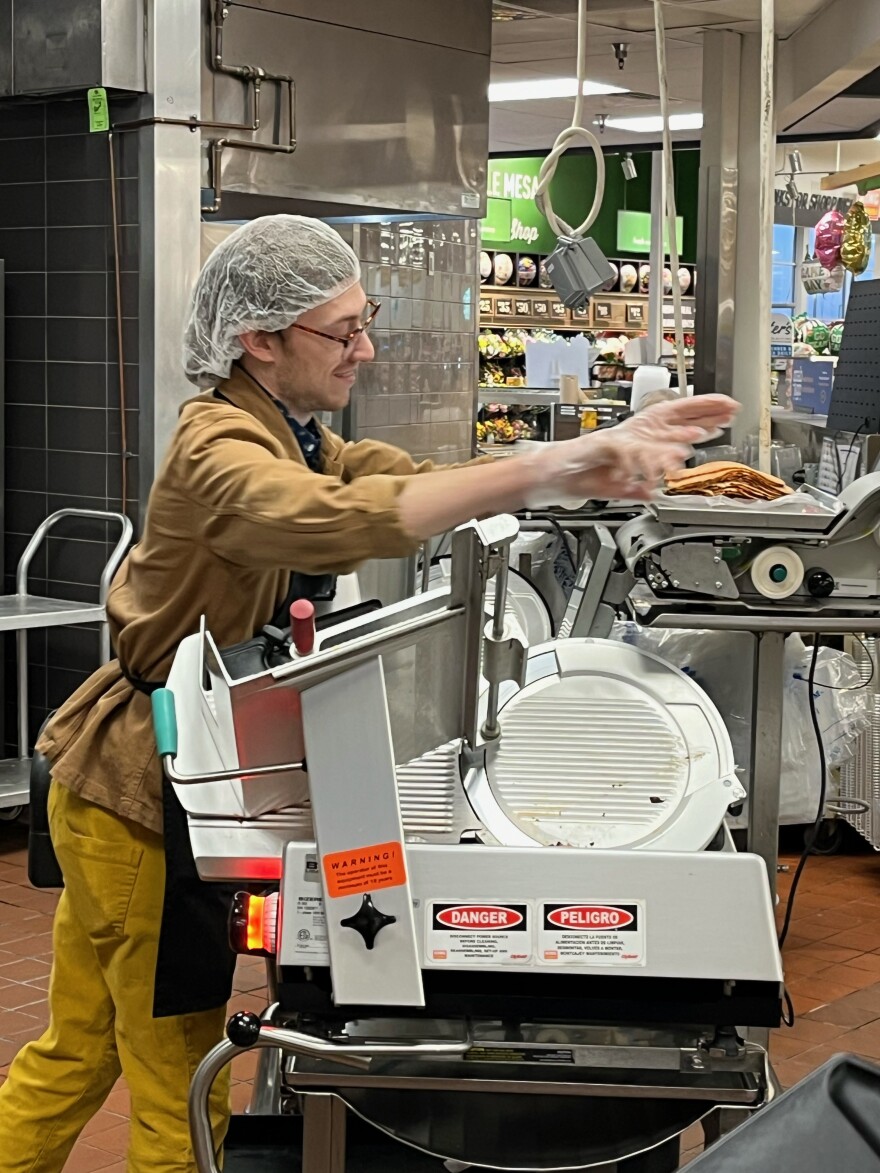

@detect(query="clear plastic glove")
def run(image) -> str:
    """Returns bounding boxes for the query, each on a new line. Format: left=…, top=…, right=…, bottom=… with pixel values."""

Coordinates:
left=521, top=393, right=739, bottom=509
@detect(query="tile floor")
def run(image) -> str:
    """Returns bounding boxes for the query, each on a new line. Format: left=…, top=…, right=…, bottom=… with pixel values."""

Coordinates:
left=2, top=820, right=880, bottom=1169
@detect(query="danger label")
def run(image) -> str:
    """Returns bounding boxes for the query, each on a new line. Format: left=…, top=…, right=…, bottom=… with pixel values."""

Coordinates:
left=539, top=902, right=645, bottom=967
left=428, top=902, right=531, bottom=966
left=322, top=840, right=406, bottom=899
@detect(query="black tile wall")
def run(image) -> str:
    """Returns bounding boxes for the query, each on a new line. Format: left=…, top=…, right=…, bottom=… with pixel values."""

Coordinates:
left=0, top=97, right=140, bottom=753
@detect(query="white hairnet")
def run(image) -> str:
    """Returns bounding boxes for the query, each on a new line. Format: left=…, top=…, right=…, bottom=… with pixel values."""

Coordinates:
left=182, top=214, right=361, bottom=388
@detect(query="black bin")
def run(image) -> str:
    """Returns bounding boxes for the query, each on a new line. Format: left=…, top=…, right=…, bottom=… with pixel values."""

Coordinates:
left=690, top=1055, right=880, bottom=1171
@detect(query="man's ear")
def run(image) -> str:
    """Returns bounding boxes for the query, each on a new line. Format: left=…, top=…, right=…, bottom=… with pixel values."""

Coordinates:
left=238, top=329, right=277, bottom=364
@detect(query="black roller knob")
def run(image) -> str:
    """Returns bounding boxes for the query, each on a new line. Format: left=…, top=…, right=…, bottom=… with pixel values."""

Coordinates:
left=806, top=569, right=835, bottom=599
left=227, top=1011, right=262, bottom=1048
left=340, top=893, right=396, bottom=951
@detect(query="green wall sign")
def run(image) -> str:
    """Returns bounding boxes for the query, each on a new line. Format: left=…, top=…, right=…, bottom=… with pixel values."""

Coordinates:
left=482, top=197, right=513, bottom=242
left=482, top=153, right=698, bottom=263
left=616, top=209, right=683, bottom=255
left=485, top=157, right=555, bottom=251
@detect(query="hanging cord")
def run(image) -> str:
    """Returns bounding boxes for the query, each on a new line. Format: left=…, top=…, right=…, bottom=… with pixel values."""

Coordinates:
left=533, top=0, right=606, bottom=240
left=108, top=132, right=129, bottom=515
left=652, top=0, right=688, bottom=397
left=777, top=636, right=827, bottom=952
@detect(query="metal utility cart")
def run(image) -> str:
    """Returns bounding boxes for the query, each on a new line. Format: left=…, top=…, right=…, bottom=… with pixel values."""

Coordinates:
left=0, top=509, right=132, bottom=818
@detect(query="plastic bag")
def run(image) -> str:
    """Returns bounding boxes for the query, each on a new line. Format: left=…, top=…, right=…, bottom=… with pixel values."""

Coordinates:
left=610, top=626, right=871, bottom=826
left=780, top=635, right=871, bottom=824
left=611, top=622, right=753, bottom=780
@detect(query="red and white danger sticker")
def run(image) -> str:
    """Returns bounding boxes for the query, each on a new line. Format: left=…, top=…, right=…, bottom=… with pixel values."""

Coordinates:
left=538, top=902, right=645, bottom=967
left=427, top=902, right=532, bottom=966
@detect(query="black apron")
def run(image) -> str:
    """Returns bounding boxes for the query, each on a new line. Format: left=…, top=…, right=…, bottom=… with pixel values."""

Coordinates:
left=123, top=571, right=338, bottom=1018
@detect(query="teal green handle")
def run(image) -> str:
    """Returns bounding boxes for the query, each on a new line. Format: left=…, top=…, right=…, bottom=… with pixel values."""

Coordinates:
left=151, top=688, right=178, bottom=758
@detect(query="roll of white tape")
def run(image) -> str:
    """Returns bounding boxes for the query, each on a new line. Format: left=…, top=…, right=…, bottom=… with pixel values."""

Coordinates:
left=751, top=545, right=805, bottom=599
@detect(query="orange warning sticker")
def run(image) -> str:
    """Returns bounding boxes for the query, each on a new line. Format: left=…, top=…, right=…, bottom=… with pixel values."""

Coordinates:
left=322, top=840, right=407, bottom=899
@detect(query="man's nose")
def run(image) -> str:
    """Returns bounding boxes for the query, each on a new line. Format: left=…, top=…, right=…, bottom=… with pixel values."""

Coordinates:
left=351, top=331, right=375, bottom=362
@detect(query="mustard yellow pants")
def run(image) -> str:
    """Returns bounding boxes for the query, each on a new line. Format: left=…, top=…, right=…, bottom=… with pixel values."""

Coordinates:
left=0, top=785, right=230, bottom=1172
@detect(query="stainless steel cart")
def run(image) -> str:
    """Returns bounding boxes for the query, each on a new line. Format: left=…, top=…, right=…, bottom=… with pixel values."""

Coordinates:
left=0, top=509, right=132, bottom=817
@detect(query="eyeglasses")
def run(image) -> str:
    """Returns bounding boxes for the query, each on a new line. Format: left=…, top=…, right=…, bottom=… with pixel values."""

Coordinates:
left=288, top=300, right=381, bottom=354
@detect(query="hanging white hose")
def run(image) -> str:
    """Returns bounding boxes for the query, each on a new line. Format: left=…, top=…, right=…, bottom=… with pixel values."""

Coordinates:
left=533, top=0, right=605, bottom=239
left=652, top=0, right=688, bottom=398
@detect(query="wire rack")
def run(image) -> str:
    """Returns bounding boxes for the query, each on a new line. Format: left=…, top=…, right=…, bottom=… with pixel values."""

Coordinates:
left=839, top=636, right=880, bottom=849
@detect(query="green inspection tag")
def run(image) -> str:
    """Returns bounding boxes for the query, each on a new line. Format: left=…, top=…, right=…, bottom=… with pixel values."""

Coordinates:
left=87, top=87, right=110, bottom=133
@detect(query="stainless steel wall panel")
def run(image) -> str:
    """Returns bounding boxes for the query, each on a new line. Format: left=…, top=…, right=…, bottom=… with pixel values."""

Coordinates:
left=229, top=0, right=492, bottom=55
left=7, top=0, right=145, bottom=95
left=205, top=4, right=489, bottom=217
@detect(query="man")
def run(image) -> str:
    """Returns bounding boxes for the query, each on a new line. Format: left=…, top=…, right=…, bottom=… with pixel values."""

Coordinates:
left=0, top=215, right=737, bottom=1172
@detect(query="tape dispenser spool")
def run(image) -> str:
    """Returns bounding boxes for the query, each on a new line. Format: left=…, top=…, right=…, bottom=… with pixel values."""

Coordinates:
left=751, top=545, right=805, bottom=600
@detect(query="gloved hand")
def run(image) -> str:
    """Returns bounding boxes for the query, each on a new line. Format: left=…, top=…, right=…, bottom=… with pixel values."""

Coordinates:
left=521, top=393, right=739, bottom=508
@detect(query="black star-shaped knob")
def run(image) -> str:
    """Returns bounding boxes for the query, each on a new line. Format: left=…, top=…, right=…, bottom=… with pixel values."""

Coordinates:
left=340, top=893, right=396, bottom=950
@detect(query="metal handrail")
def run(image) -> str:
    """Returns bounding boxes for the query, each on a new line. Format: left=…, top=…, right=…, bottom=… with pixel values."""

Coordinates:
left=12, top=511, right=133, bottom=759
left=15, top=509, right=134, bottom=663
left=189, top=1025, right=470, bottom=1173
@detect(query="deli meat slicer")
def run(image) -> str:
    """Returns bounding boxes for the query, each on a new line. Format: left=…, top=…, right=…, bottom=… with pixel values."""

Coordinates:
left=153, top=516, right=782, bottom=1172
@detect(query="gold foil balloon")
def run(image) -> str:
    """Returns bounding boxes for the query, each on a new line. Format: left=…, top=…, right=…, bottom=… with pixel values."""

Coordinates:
left=841, top=201, right=871, bottom=274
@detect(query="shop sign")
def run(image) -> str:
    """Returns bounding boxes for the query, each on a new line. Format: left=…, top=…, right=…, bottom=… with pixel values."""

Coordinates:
left=484, top=158, right=557, bottom=252
left=770, top=313, right=793, bottom=358
left=617, top=209, right=683, bottom=256
left=774, top=188, right=852, bottom=216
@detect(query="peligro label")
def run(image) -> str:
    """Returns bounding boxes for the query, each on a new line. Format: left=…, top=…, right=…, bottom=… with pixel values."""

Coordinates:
left=539, top=902, right=646, bottom=967
left=427, top=902, right=532, bottom=966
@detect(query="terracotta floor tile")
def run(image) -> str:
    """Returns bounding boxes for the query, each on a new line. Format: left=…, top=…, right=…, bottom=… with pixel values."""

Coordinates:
left=0, top=957, right=50, bottom=982
left=22, top=975, right=50, bottom=991
left=807, top=1000, right=880, bottom=1028
left=834, top=984, right=880, bottom=1010
left=231, top=1049, right=260, bottom=1081
left=774, top=1056, right=830, bottom=1089
left=102, top=1085, right=131, bottom=1116
left=825, top=928, right=880, bottom=952
left=778, top=1016, right=850, bottom=1045
left=0, top=983, right=47, bottom=1010
left=87, top=1121, right=131, bottom=1156
left=783, top=919, right=839, bottom=943
left=769, top=1033, right=814, bottom=1061
left=0, top=1007, right=47, bottom=1038
left=0, top=1039, right=22, bottom=1067
left=801, top=909, right=875, bottom=933
left=836, top=951, right=880, bottom=975
left=232, top=970, right=270, bottom=994
left=814, top=963, right=880, bottom=991
left=781, top=950, right=833, bottom=977
left=0, top=930, right=55, bottom=957
left=79, top=1110, right=128, bottom=1140
left=59, top=1142, right=119, bottom=1172
left=231, top=1081, right=255, bottom=1113
left=785, top=974, right=859, bottom=1003
left=790, top=992, right=827, bottom=1017
left=797, top=941, right=863, bottom=964
left=228, top=992, right=267, bottom=1015
left=0, top=904, right=42, bottom=925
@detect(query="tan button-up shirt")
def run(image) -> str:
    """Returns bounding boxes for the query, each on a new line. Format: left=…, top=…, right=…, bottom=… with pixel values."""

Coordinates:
left=37, top=366, right=460, bottom=833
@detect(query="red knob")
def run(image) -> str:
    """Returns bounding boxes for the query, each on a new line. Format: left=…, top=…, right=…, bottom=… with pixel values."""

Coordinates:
left=290, top=599, right=316, bottom=656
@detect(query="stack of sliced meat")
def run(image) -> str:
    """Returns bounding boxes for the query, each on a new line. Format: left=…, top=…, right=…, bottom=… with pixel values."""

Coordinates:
left=664, top=461, right=793, bottom=501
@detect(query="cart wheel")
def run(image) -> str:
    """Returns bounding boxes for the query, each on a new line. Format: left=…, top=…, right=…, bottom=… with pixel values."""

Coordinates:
left=0, top=805, right=24, bottom=822
left=806, top=819, right=844, bottom=856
